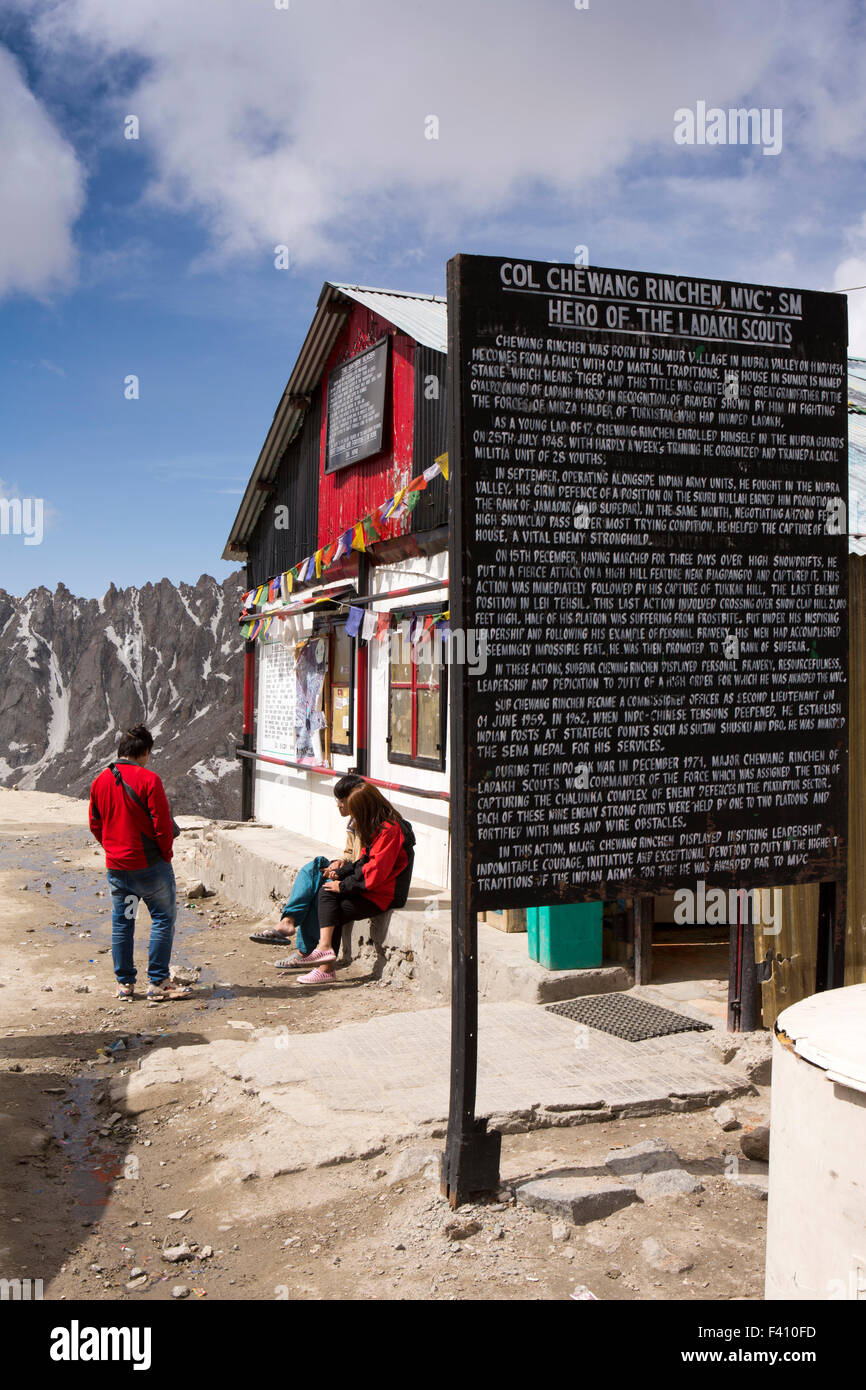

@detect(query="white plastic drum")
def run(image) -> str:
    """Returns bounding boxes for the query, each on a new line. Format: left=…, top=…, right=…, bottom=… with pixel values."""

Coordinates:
left=765, top=983, right=866, bottom=1300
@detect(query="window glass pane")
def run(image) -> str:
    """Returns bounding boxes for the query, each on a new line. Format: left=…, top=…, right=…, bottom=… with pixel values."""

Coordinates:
left=390, top=688, right=412, bottom=756
left=332, top=627, right=352, bottom=685
left=417, top=688, right=441, bottom=761
left=391, top=627, right=411, bottom=683
left=415, top=639, right=438, bottom=686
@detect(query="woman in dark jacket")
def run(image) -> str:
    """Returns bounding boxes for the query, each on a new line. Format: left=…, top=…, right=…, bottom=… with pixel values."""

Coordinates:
left=296, top=783, right=415, bottom=986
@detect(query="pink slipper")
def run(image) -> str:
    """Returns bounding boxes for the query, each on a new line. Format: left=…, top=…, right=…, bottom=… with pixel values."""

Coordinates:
left=295, top=968, right=336, bottom=986
left=303, top=947, right=336, bottom=965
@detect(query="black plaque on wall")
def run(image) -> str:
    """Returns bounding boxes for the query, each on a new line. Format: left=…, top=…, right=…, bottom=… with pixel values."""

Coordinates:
left=325, top=336, right=390, bottom=473
left=447, top=254, right=848, bottom=912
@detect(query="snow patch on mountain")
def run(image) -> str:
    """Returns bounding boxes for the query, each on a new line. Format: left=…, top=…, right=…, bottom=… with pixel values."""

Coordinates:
left=0, top=572, right=246, bottom=818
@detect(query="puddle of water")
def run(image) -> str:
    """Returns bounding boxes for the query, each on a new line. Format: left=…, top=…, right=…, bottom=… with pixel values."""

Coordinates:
left=50, top=1076, right=123, bottom=1224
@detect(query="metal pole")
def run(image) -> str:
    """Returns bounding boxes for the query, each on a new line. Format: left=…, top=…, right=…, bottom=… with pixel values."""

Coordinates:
left=738, top=889, right=759, bottom=1032
left=727, top=891, right=742, bottom=1032
left=815, top=880, right=843, bottom=992
left=440, top=254, right=501, bottom=1208
left=235, top=748, right=450, bottom=802
left=240, top=640, right=255, bottom=821
left=354, top=554, right=370, bottom=777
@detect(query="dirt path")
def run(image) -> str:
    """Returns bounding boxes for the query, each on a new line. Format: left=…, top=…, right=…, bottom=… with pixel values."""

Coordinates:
left=0, top=793, right=769, bottom=1301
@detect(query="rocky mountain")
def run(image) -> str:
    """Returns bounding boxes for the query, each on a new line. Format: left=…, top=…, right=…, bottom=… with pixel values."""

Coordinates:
left=0, top=572, right=247, bottom=819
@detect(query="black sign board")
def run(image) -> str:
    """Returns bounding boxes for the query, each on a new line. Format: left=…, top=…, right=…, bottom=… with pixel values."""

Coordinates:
left=325, top=336, right=390, bottom=473
left=447, top=255, right=848, bottom=913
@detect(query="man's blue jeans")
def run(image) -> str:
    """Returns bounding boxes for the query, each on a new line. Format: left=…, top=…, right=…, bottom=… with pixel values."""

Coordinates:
left=107, top=860, right=177, bottom=986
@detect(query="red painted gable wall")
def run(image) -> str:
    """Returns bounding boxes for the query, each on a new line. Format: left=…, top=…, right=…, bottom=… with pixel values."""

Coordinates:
left=317, top=303, right=415, bottom=549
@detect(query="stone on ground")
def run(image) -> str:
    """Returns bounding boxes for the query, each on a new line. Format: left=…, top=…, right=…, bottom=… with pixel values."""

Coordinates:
left=705, top=1030, right=772, bottom=1085
left=712, top=1103, right=739, bottom=1131
left=516, top=1172, right=637, bottom=1224
left=729, top=1171, right=769, bottom=1200
left=444, top=1218, right=482, bottom=1241
left=636, top=1168, right=703, bottom=1201
left=604, top=1137, right=680, bottom=1177
left=640, top=1236, right=694, bottom=1273
left=388, top=1147, right=440, bottom=1185
left=740, top=1124, right=770, bottom=1162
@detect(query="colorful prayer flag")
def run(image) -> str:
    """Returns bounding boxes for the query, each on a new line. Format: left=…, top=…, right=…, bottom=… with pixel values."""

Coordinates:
left=422, top=462, right=440, bottom=482
left=361, top=610, right=377, bottom=641
left=352, top=522, right=366, bottom=553
left=345, top=606, right=363, bottom=638
left=375, top=612, right=390, bottom=642
left=435, top=451, right=449, bottom=480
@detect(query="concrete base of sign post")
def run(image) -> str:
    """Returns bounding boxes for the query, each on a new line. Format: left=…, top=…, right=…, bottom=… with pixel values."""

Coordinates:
left=185, top=824, right=632, bottom=1005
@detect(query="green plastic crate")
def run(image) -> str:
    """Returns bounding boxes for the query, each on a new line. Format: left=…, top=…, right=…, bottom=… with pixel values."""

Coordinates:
left=526, top=902, right=603, bottom=971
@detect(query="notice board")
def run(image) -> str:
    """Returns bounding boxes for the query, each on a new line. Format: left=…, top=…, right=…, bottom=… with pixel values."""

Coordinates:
left=326, top=336, right=389, bottom=473
left=446, top=254, right=848, bottom=911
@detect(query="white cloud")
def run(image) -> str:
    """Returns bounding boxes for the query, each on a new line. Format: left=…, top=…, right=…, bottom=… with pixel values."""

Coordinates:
left=16, top=0, right=803, bottom=269
left=0, top=45, right=85, bottom=298
left=833, top=213, right=866, bottom=356
left=3, top=0, right=864, bottom=301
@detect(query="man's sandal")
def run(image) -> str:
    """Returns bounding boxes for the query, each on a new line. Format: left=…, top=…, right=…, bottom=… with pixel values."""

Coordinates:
left=249, top=928, right=295, bottom=945
left=116, top=983, right=134, bottom=1001
left=146, top=981, right=193, bottom=1002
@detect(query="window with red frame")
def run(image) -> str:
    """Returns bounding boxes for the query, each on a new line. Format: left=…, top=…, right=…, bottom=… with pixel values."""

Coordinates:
left=387, top=611, right=446, bottom=771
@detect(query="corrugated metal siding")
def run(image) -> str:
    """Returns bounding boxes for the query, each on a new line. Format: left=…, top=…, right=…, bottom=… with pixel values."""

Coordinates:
left=411, top=344, right=449, bottom=535
left=317, top=303, right=416, bottom=548
left=246, top=387, right=322, bottom=585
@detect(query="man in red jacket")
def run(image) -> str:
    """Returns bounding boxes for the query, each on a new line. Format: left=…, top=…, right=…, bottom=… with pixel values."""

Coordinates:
left=89, top=724, right=191, bottom=1003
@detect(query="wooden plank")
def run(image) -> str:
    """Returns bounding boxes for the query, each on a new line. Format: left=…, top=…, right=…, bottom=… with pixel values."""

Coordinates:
left=755, top=882, right=819, bottom=1028
left=633, top=896, right=654, bottom=985
left=756, top=554, right=865, bottom=1023
left=846, top=555, right=866, bottom=984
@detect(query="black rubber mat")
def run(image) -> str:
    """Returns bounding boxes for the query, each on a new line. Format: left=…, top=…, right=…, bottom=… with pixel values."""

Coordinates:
left=546, top=993, right=713, bottom=1041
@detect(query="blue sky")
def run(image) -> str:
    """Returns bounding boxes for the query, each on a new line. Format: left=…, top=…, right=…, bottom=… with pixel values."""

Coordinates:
left=1, top=0, right=865, bottom=598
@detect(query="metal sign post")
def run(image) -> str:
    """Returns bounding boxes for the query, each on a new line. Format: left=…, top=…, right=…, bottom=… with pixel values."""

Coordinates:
left=441, top=256, right=501, bottom=1206
left=441, top=251, right=848, bottom=1201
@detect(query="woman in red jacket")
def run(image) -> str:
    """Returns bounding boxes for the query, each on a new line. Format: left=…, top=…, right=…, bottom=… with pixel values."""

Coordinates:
left=296, top=783, right=415, bottom=986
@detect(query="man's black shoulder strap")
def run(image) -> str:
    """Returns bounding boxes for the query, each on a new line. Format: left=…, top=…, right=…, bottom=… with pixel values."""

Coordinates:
left=108, top=763, right=152, bottom=819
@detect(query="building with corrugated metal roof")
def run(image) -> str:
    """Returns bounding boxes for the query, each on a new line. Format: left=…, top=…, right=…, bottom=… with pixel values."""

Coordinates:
left=225, top=283, right=452, bottom=886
